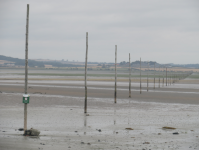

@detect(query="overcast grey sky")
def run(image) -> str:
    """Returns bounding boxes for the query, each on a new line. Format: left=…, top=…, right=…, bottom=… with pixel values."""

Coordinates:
left=0, top=0, right=199, bottom=64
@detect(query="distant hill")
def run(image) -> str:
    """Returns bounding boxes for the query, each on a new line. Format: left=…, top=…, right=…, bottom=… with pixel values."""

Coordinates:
left=119, top=60, right=199, bottom=68
left=0, top=55, right=81, bottom=67
left=1, top=55, right=199, bottom=69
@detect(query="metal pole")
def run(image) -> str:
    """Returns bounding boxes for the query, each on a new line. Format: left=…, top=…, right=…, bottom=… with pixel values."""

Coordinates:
left=129, top=53, right=131, bottom=98
left=114, top=45, right=117, bottom=103
left=24, top=4, right=29, bottom=134
left=147, top=61, right=149, bottom=92
left=140, top=58, right=141, bottom=94
left=84, top=32, right=88, bottom=113
left=154, top=63, right=155, bottom=89
left=166, top=67, right=167, bottom=86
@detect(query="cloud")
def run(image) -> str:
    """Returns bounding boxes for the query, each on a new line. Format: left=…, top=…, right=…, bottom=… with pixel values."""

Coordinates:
left=0, top=0, right=199, bottom=63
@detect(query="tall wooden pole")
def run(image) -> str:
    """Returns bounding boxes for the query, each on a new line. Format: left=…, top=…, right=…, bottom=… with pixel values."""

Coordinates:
left=84, top=32, right=88, bottom=113
left=162, top=66, right=164, bottom=87
left=154, top=63, right=155, bottom=89
left=172, top=70, right=173, bottom=84
left=24, top=4, right=29, bottom=134
left=166, top=67, right=167, bottom=86
left=129, top=53, right=131, bottom=98
left=147, top=61, right=149, bottom=92
left=140, top=58, right=141, bottom=94
left=174, top=72, right=176, bottom=83
left=171, top=70, right=172, bottom=85
left=168, top=69, right=169, bottom=86
left=169, top=69, right=171, bottom=85
left=170, top=70, right=172, bottom=84
left=159, top=66, right=160, bottom=88
left=114, top=45, right=117, bottom=103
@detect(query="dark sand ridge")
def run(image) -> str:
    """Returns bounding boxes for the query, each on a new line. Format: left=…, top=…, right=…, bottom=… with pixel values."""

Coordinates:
left=1, top=80, right=199, bottom=105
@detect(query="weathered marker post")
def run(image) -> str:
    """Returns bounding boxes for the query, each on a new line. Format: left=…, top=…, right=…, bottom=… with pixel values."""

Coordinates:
left=168, top=69, right=169, bottom=86
left=129, top=53, right=131, bottom=98
left=170, top=69, right=171, bottom=85
left=174, top=72, right=176, bottom=84
left=84, top=32, right=88, bottom=113
left=166, top=67, right=167, bottom=86
left=162, top=66, right=164, bottom=87
left=169, top=69, right=171, bottom=85
left=159, top=66, right=160, bottom=88
left=23, top=4, right=29, bottom=134
left=154, top=63, right=155, bottom=89
left=114, top=45, right=117, bottom=103
left=172, top=70, right=173, bottom=84
left=147, top=61, right=149, bottom=92
left=140, top=58, right=141, bottom=94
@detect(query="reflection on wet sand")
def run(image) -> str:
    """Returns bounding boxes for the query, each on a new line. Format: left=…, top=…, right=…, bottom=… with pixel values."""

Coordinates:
left=1, top=93, right=199, bottom=150
left=84, top=114, right=87, bottom=135
left=0, top=69, right=199, bottom=149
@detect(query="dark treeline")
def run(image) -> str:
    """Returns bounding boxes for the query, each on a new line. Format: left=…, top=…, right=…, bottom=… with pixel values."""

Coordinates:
left=1, top=55, right=199, bottom=68
left=0, top=55, right=82, bottom=67
left=120, top=61, right=158, bottom=66
left=120, top=60, right=199, bottom=68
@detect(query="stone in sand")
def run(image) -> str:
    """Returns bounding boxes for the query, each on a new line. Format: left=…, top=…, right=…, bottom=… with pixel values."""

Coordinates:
left=173, top=132, right=179, bottom=135
left=30, top=128, right=40, bottom=136
left=24, top=128, right=40, bottom=136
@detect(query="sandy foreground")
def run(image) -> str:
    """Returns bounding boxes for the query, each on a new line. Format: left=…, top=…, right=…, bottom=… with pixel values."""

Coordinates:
left=0, top=78, right=199, bottom=150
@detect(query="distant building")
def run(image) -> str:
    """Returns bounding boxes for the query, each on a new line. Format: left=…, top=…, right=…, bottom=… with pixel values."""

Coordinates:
left=0, top=60, right=15, bottom=66
left=44, top=65, right=55, bottom=69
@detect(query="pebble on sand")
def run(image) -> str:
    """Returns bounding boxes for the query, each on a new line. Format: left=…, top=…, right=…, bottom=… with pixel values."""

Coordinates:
left=173, top=132, right=179, bottom=135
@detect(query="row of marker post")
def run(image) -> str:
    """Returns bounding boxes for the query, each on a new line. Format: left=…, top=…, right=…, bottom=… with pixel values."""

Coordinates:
left=23, top=4, right=192, bottom=133
left=84, top=32, right=192, bottom=112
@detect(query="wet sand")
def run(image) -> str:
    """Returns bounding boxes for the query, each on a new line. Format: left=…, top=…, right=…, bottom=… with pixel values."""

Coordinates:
left=0, top=93, right=199, bottom=150
left=0, top=70, right=199, bottom=149
left=1, top=80, right=199, bottom=105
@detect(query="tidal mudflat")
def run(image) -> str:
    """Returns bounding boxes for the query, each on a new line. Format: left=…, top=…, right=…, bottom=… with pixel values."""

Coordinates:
left=0, top=69, right=199, bottom=149
left=0, top=93, right=199, bottom=150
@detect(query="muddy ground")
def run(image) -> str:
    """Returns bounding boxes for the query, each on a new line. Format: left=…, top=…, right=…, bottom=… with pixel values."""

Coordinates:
left=0, top=69, right=199, bottom=150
